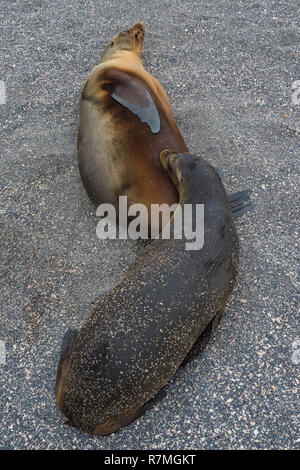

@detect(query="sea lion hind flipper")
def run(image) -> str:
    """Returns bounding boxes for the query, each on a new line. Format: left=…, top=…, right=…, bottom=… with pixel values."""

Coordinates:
left=55, top=328, right=78, bottom=402
left=59, top=328, right=78, bottom=356
left=93, top=406, right=146, bottom=436
left=106, top=69, right=160, bottom=133
left=180, top=310, right=224, bottom=367
left=229, top=190, right=253, bottom=219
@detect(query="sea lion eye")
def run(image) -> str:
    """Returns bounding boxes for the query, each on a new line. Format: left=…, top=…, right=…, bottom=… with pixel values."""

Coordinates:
left=111, top=41, right=114, bottom=47
left=135, top=33, right=139, bottom=39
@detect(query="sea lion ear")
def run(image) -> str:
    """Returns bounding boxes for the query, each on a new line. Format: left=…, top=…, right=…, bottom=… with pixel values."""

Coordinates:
left=107, top=71, right=160, bottom=134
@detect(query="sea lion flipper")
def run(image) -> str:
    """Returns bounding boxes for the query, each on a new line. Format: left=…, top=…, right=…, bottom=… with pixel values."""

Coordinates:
left=55, top=328, right=78, bottom=404
left=229, top=190, right=253, bottom=219
left=107, top=71, right=160, bottom=134
left=59, top=328, right=78, bottom=356
left=216, top=166, right=224, bottom=179
left=214, top=168, right=252, bottom=219
left=181, top=310, right=224, bottom=367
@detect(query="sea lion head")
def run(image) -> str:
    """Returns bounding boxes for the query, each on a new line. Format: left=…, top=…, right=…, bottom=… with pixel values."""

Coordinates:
left=160, top=150, right=206, bottom=200
left=100, top=22, right=145, bottom=62
left=160, top=149, right=188, bottom=193
left=161, top=150, right=227, bottom=205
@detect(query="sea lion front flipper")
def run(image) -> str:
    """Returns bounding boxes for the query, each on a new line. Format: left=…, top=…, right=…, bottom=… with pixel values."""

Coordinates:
left=229, top=190, right=253, bottom=219
left=59, top=328, right=78, bottom=357
left=105, top=70, right=160, bottom=134
left=93, top=385, right=168, bottom=436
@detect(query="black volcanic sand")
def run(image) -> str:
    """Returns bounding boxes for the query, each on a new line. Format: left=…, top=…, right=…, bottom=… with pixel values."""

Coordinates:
left=0, top=0, right=299, bottom=449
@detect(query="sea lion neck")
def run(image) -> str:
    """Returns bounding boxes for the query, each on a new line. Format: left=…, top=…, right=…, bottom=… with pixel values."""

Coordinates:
left=100, top=49, right=143, bottom=66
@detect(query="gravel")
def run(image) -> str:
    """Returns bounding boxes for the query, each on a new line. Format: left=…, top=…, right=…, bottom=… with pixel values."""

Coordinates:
left=0, top=0, right=299, bottom=450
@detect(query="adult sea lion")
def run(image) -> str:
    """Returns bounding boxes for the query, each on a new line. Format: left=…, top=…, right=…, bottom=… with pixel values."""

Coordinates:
left=77, top=23, right=188, bottom=224
left=56, top=151, right=249, bottom=436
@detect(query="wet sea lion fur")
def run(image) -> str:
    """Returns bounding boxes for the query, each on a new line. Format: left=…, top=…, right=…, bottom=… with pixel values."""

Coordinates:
left=56, top=151, right=250, bottom=435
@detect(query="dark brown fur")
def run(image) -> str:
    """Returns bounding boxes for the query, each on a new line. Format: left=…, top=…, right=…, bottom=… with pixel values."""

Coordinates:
left=56, top=152, right=239, bottom=435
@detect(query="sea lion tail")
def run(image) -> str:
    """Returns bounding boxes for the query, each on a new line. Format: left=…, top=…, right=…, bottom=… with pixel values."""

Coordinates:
left=229, top=190, right=253, bottom=219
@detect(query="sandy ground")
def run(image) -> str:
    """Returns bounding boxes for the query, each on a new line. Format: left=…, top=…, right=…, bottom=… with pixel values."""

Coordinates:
left=0, top=0, right=299, bottom=450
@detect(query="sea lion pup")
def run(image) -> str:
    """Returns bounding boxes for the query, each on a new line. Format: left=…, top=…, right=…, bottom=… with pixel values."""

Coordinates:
left=56, top=150, right=243, bottom=436
left=77, top=23, right=188, bottom=225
